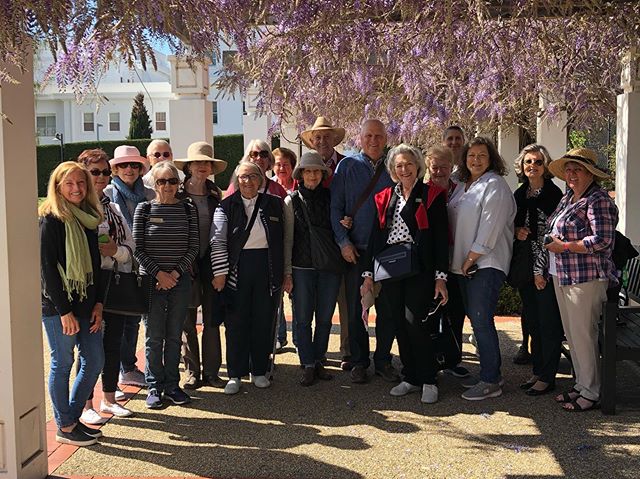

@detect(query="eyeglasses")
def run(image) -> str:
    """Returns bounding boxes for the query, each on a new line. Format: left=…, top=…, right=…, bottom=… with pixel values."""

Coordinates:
left=89, top=168, right=112, bottom=177
left=118, top=162, right=142, bottom=170
left=238, top=173, right=262, bottom=182
left=155, top=177, right=180, bottom=186
left=152, top=151, right=172, bottom=159
left=524, top=159, right=544, bottom=166
left=249, top=150, right=270, bottom=160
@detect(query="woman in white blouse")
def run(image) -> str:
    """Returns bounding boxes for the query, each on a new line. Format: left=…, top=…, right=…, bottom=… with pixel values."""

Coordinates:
left=448, top=137, right=516, bottom=401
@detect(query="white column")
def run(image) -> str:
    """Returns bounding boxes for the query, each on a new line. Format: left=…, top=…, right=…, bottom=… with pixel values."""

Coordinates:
left=0, top=53, right=48, bottom=479
left=498, top=125, right=520, bottom=191
left=616, top=48, right=640, bottom=243
left=242, top=86, right=270, bottom=148
left=168, top=56, right=214, bottom=158
left=536, top=96, right=568, bottom=159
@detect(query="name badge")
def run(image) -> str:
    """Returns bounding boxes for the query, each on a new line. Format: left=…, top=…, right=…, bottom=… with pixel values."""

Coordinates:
left=415, top=198, right=423, bottom=203
left=270, top=216, right=280, bottom=222
left=149, top=217, right=164, bottom=224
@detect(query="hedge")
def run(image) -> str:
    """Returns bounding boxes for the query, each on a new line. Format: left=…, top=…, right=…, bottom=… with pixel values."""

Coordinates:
left=37, top=135, right=245, bottom=195
left=496, top=284, right=522, bottom=316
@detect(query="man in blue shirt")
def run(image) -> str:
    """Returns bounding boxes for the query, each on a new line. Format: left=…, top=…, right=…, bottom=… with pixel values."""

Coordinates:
left=330, top=119, right=397, bottom=383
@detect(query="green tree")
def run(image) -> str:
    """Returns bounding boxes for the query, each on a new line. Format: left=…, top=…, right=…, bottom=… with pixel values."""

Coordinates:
left=128, top=92, right=153, bottom=139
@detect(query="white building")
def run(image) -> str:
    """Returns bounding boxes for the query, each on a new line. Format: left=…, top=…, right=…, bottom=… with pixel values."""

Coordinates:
left=34, top=46, right=244, bottom=146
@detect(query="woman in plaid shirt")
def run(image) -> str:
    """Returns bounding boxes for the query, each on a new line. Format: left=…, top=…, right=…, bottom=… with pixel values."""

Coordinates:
left=545, top=148, right=618, bottom=412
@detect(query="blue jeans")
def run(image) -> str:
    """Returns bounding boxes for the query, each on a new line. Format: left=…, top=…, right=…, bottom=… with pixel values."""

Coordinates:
left=457, top=268, right=505, bottom=384
left=120, top=315, right=141, bottom=373
left=42, top=314, right=105, bottom=428
left=277, top=298, right=297, bottom=345
left=144, top=275, right=191, bottom=393
left=292, top=268, right=341, bottom=367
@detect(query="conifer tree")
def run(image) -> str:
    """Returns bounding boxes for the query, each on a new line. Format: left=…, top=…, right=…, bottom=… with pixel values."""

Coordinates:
left=128, top=92, right=153, bottom=139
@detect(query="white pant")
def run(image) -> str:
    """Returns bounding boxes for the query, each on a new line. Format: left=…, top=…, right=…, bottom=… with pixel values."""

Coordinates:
left=552, top=277, right=608, bottom=401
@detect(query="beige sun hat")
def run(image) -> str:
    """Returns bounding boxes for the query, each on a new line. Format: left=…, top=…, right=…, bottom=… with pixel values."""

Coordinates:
left=109, top=145, right=149, bottom=173
left=300, top=116, right=346, bottom=150
left=548, top=147, right=610, bottom=181
left=292, top=152, right=332, bottom=181
left=174, top=141, right=228, bottom=175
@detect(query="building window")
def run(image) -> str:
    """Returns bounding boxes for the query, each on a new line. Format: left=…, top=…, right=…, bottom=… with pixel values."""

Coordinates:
left=36, top=114, right=56, bottom=137
left=212, top=101, right=218, bottom=124
left=109, top=112, right=120, bottom=131
left=83, top=112, right=94, bottom=132
left=155, top=112, right=167, bottom=131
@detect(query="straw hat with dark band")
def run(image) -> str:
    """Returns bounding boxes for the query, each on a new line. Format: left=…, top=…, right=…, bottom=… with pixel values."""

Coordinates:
left=548, top=147, right=610, bottom=181
left=174, top=141, right=228, bottom=175
left=300, top=116, right=346, bottom=149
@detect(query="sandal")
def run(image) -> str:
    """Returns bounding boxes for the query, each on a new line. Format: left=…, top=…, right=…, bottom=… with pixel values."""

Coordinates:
left=555, top=388, right=580, bottom=403
left=563, top=395, right=600, bottom=412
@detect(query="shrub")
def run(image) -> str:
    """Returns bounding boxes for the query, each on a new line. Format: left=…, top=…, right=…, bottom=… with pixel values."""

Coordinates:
left=496, top=284, right=522, bottom=316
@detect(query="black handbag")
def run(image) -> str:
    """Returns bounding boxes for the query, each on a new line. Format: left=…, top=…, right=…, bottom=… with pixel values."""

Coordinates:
left=506, top=238, right=533, bottom=288
left=295, top=193, right=346, bottom=274
left=373, top=242, right=418, bottom=282
left=102, top=259, right=153, bottom=316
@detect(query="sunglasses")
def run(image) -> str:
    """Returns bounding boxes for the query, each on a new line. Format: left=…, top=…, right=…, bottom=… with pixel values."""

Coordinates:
left=249, top=150, right=270, bottom=160
left=238, top=173, right=262, bottom=182
left=524, top=159, right=544, bottom=166
left=152, top=151, right=172, bottom=159
left=89, top=168, right=111, bottom=177
left=118, top=162, right=142, bottom=170
left=155, top=177, right=180, bottom=186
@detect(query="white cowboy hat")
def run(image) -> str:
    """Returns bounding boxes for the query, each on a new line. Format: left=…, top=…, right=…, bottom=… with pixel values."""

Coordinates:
left=300, top=116, right=346, bottom=150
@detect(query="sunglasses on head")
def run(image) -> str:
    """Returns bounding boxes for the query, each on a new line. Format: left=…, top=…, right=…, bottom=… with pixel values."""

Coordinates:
left=152, top=151, right=172, bottom=159
left=524, top=159, right=544, bottom=166
left=89, top=168, right=112, bottom=177
left=155, top=177, right=180, bottom=186
left=118, top=162, right=142, bottom=170
left=249, top=150, right=270, bottom=159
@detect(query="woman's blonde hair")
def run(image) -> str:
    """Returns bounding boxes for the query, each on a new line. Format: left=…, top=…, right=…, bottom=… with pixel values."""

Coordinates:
left=38, top=161, right=103, bottom=222
left=424, top=146, right=454, bottom=181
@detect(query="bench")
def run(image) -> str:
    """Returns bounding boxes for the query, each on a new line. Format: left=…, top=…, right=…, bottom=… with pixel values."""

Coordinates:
left=600, top=249, right=640, bottom=415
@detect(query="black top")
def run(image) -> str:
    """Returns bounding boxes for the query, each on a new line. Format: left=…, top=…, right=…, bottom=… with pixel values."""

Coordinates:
left=40, top=214, right=103, bottom=318
left=290, top=185, right=333, bottom=268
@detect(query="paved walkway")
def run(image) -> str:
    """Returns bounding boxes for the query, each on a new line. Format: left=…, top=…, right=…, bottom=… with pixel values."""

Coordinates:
left=45, top=317, right=640, bottom=479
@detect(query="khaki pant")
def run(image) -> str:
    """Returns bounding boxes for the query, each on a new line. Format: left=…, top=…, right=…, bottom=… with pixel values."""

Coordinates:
left=553, top=277, right=607, bottom=401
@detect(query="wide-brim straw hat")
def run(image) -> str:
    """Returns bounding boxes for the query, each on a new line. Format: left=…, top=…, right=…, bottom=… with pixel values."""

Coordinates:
left=109, top=145, right=149, bottom=173
left=174, top=141, right=228, bottom=175
left=292, top=152, right=332, bottom=181
left=548, top=147, right=610, bottom=181
left=300, top=116, right=346, bottom=149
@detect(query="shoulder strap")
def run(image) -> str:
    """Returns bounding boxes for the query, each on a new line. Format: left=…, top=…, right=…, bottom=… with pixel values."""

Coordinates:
left=348, top=160, right=385, bottom=218
left=245, top=194, right=262, bottom=232
left=293, top=191, right=312, bottom=228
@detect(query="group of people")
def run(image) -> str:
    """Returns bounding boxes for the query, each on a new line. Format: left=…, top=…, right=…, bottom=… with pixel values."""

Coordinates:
left=40, top=116, right=619, bottom=448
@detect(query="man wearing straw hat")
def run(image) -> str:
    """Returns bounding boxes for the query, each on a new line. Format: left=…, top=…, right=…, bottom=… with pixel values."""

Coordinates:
left=301, top=117, right=351, bottom=368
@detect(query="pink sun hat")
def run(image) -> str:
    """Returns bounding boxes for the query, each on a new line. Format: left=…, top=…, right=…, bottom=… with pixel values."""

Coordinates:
left=109, top=145, right=149, bottom=173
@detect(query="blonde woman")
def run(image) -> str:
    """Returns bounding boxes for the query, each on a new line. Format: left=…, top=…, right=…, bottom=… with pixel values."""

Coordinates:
left=40, top=161, right=105, bottom=446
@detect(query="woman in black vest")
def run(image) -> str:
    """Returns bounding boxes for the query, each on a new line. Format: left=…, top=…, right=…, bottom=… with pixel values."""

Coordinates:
left=284, top=152, right=343, bottom=386
left=210, top=161, right=286, bottom=395
left=361, top=144, right=449, bottom=404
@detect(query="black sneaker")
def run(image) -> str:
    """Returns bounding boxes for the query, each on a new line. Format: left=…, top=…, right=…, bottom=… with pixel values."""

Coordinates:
left=76, top=421, right=103, bottom=438
left=443, top=366, right=471, bottom=378
left=165, top=387, right=191, bottom=405
left=146, top=389, right=163, bottom=409
left=513, top=346, right=532, bottom=365
left=56, top=427, right=97, bottom=446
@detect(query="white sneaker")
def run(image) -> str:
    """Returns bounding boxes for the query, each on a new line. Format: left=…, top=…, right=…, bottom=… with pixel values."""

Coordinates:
left=100, top=400, right=133, bottom=418
left=252, top=375, right=271, bottom=389
left=421, top=384, right=438, bottom=404
left=80, top=408, right=107, bottom=425
left=390, top=381, right=421, bottom=397
left=115, top=388, right=126, bottom=401
left=224, top=378, right=241, bottom=395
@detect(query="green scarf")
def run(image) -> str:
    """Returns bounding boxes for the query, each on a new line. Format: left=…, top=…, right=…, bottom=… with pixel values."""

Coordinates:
left=57, top=204, right=101, bottom=302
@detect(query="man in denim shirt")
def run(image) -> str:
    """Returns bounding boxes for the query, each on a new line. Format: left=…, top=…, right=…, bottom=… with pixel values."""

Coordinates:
left=330, top=119, right=396, bottom=383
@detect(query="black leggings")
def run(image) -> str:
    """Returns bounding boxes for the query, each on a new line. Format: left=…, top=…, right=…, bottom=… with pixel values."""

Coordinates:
left=79, top=311, right=127, bottom=399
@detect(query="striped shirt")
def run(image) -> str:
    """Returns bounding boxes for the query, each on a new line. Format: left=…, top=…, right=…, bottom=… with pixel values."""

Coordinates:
left=132, top=200, right=199, bottom=278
